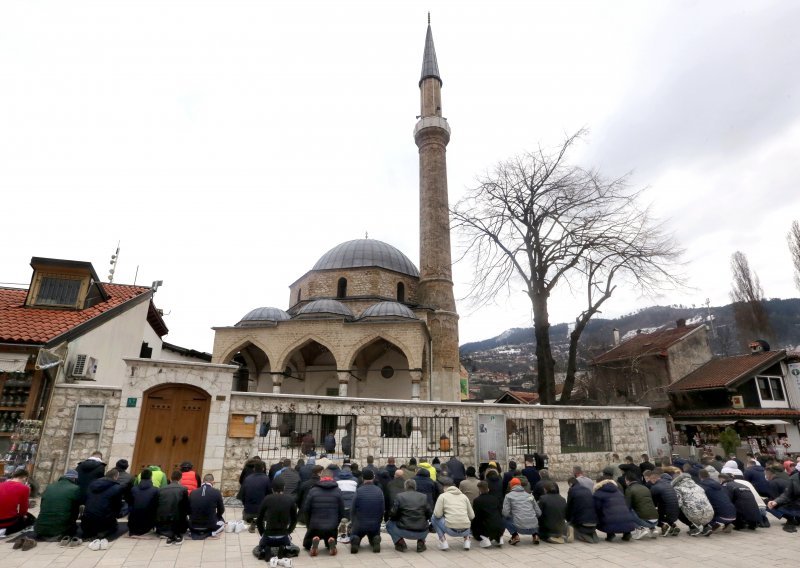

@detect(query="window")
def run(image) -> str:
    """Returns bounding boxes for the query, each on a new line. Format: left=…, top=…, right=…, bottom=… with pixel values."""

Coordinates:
left=397, top=282, right=405, bottom=303
left=507, top=418, right=543, bottom=454
left=257, top=412, right=355, bottom=460
left=756, top=375, right=787, bottom=407
left=559, top=419, right=611, bottom=453
left=74, top=405, right=105, bottom=434
left=37, top=276, right=81, bottom=306
left=337, top=277, right=347, bottom=298
left=380, top=416, right=458, bottom=459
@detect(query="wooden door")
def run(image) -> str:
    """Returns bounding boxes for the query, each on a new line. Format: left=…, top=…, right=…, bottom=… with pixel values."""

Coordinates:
left=132, top=385, right=211, bottom=475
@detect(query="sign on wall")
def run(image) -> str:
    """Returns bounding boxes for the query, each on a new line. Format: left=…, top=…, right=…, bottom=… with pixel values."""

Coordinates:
left=477, top=413, right=507, bottom=463
left=646, top=417, right=671, bottom=459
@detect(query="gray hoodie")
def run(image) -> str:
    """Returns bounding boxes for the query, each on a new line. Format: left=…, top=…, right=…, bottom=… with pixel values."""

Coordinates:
left=502, top=485, right=541, bottom=530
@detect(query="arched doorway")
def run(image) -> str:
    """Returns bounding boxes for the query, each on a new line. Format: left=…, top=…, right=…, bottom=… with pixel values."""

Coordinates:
left=132, top=384, right=211, bottom=475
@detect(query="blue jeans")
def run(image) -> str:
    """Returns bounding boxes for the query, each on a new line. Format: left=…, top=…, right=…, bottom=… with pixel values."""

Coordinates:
left=431, top=516, right=471, bottom=539
left=504, top=519, right=537, bottom=535
left=768, top=506, right=800, bottom=520
left=385, top=520, right=429, bottom=544
left=630, top=510, right=656, bottom=529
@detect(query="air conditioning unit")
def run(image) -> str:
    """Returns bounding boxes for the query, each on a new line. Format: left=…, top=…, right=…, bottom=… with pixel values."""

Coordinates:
left=71, top=354, right=98, bottom=379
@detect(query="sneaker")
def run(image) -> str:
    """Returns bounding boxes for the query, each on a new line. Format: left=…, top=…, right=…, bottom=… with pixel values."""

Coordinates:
left=701, top=525, right=713, bottom=537
left=591, top=532, right=600, bottom=543
left=437, top=537, right=449, bottom=550
left=631, top=528, right=647, bottom=540
left=234, top=521, right=245, bottom=534
left=89, top=539, right=101, bottom=551
left=497, top=537, right=504, bottom=546
left=166, top=538, right=176, bottom=546
left=99, top=539, right=109, bottom=550
left=546, top=536, right=564, bottom=544
left=478, top=537, right=492, bottom=548
left=575, top=531, right=593, bottom=544
left=621, top=532, right=632, bottom=541
left=225, top=522, right=235, bottom=533
left=649, top=528, right=658, bottom=539
left=688, top=527, right=700, bottom=537
left=310, top=536, right=320, bottom=557
left=395, top=538, right=408, bottom=552
left=669, top=526, right=681, bottom=536
left=59, top=536, right=71, bottom=547
left=416, top=540, right=426, bottom=553
left=276, top=560, right=293, bottom=568
left=566, top=525, right=575, bottom=543
left=509, top=533, right=520, bottom=546
left=0, top=529, right=6, bottom=538
left=174, top=535, right=183, bottom=544
left=370, top=534, right=381, bottom=553
left=532, top=534, right=540, bottom=545
left=269, top=559, right=279, bottom=567
left=783, top=523, right=797, bottom=533
left=327, top=536, right=337, bottom=556
left=660, top=523, right=671, bottom=536
left=463, top=537, right=471, bottom=550
left=350, top=537, right=360, bottom=554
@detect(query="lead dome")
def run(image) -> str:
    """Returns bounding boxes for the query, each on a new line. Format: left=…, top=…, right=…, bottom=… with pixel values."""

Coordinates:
left=236, top=307, right=290, bottom=326
left=312, top=239, right=419, bottom=277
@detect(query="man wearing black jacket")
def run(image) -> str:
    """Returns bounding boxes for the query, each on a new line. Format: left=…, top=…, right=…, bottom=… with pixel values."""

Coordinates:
left=156, top=470, right=189, bottom=544
left=471, top=481, right=504, bottom=546
left=188, top=474, right=225, bottom=539
left=241, top=461, right=271, bottom=532
left=768, top=467, right=800, bottom=532
left=76, top=451, right=107, bottom=504
left=301, top=473, right=344, bottom=556
left=256, top=476, right=298, bottom=564
left=646, top=469, right=680, bottom=536
left=386, top=479, right=431, bottom=553
left=349, top=470, right=384, bottom=553
left=566, top=477, right=599, bottom=543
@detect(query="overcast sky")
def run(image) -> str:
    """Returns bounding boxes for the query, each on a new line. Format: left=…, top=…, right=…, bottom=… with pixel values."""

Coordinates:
left=2, top=1, right=798, bottom=352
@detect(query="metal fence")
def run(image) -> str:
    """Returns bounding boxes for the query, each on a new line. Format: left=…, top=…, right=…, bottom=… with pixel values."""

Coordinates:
left=559, top=418, right=612, bottom=453
left=257, top=412, right=355, bottom=461
left=380, top=416, right=459, bottom=460
left=506, top=418, right=543, bottom=457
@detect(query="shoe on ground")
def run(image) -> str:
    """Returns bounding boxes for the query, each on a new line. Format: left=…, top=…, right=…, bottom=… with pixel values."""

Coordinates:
left=395, top=538, right=408, bottom=552
left=649, top=528, right=658, bottom=538
left=605, top=534, right=615, bottom=542
left=89, top=539, right=101, bottom=551
left=21, top=538, right=37, bottom=551
left=248, top=523, right=256, bottom=533
left=13, top=538, right=24, bottom=550
left=509, top=533, right=520, bottom=545
left=350, top=539, right=359, bottom=554
left=234, top=521, right=245, bottom=534
left=463, top=537, right=471, bottom=550
left=68, top=537, right=82, bottom=548
left=701, top=525, right=713, bottom=537
left=575, top=531, right=594, bottom=544
left=437, top=537, right=449, bottom=550
left=478, top=537, right=492, bottom=548
left=269, top=558, right=278, bottom=567
left=276, top=559, right=293, bottom=568
left=497, top=537, right=504, bottom=546
left=546, top=536, right=564, bottom=544
left=416, top=540, right=426, bottom=553
left=166, top=538, right=176, bottom=546
left=309, top=536, right=320, bottom=557
left=670, top=526, right=680, bottom=536
left=99, top=538, right=109, bottom=550
left=225, top=522, right=235, bottom=533
left=660, top=523, right=670, bottom=536
left=59, top=536, right=71, bottom=547
left=783, top=523, right=797, bottom=533
left=631, top=528, right=647, bottom=540
left=532, top=534, right=540, bottom=545
left=688, top=527, right=700, bottom=537
left=174, top=535, right=183, bottom=544
left=621, top=532, right=632, bottom=541
left=566, top=525, right=575, bottom=543
left=0, top=528, right=6, bottom=538
left=327, top=536, right=337, bottom=556
left=370, top=534, right=381, bottom=553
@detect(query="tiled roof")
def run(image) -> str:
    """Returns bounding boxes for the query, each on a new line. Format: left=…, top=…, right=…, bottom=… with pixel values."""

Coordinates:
left=592, top=325, right=701, bottom=364
left=0, top=284, right=151, bottom=344
left=673, top=408, right=800, bottom=419
left=668, top=350, right=785, bottom=392
left=496, top=390, right=539, bottom=404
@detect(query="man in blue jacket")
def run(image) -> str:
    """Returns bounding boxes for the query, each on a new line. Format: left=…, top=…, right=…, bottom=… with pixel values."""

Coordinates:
left=349, top=469, right=385, bottom=553
left=698, top=469, right=736, bottom=532
left=566, top=477, right=599, bottom=543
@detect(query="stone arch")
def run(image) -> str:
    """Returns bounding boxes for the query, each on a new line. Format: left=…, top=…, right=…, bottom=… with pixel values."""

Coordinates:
left=274, top=335, right=340, bottom=376
left=344, top=333, right=417, bottom=371
left=218, top=338, right=275, bottom=370
left=218, top=340, right=273, bottom=392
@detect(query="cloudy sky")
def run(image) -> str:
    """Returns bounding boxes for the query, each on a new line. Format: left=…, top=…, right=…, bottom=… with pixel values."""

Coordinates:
left=2, top=1, right=798, bottom=352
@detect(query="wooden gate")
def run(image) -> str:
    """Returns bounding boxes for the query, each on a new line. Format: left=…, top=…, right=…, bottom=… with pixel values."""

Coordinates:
left=131, top=384, right=211, bottom=475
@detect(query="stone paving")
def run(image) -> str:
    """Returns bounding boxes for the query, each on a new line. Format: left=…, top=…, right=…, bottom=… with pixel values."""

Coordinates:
left=3, top=503, right=798, bottom=568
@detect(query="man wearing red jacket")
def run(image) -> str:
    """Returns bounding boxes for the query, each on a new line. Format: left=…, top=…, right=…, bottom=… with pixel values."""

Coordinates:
left=0, top=469, right=35, bottom=536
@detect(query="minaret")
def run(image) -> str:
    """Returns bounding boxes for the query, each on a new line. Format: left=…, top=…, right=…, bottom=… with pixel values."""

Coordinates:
left=414, top=17, right=460, bottom=402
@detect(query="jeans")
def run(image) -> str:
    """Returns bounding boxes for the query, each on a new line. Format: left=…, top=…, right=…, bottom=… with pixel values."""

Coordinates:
left=767, top=506, right=800, bottom=520
left=385, top=521, right=428, bottom=544
left=431, top=516, right=471, bottom=539
left=504, top=519, right=537, bottom=535
left=630, top=510, right=656, bottom=529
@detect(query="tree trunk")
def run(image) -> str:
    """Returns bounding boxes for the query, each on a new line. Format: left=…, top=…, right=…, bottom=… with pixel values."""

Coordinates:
left=559, top=325, right=584, bottom=405
left=531, top=291, right=556, bottom=405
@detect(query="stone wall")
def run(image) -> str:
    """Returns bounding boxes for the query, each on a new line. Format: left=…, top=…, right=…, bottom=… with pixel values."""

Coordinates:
left=289, top=268, right=419, bottom=311
left=222, top=393, right=650, bottom=495
left=35, top=384, right=122, bottom=487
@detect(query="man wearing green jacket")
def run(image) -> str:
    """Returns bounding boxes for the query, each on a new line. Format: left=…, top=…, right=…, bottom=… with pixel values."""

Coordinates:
left=34, top=469, right=81, bottom=539
left=136, top=465, right=167, bottom=488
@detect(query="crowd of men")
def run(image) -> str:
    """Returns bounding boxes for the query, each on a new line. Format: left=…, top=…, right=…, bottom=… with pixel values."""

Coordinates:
left=0, top=450, right=799, bottom=566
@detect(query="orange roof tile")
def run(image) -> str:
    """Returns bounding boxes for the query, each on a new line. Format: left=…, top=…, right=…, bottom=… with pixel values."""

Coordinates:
left=496, top=390, right=539, bottom=404
left=673, top=407, right=800, bottom=419
left=668, top=350, right=785, bottom=392
left=0, top=284, right=151, bottom=345
left=592, top=325, right=701, bottom=365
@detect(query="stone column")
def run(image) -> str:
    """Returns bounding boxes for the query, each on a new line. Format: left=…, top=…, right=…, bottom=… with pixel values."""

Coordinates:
left=410, top=370, right=423, bottom=400
left=337, top=371, right=350, bottom=398
left=272, top=374, right=282, bottom=394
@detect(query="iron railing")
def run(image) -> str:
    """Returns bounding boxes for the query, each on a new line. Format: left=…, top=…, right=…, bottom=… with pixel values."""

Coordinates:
left=379, top=416, right=458, bottom=461
left=257, top=412, right=355, bottom=461
left=506, top=418, right=544, bottom=457
left=559, top=418, right=612, bottom=453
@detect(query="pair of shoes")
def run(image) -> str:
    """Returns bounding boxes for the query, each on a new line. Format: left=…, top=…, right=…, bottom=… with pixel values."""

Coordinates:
left=631, top=528, right=648, bottom=540
left=394, top=538, right=407, bottom=552
left=370, top=534, right=381, bottom=553
left=688, top=527, right=700, bottom=537
left=701, top=525, right=713, bottom=537
left=532, top=534, right=540, bottom=545
left=165, top=536, right=183, bottom=545
left=416, top=540, right=426, bottom=552
left=69, top=537, right=82, bottom=547
left=310, top=536, right=320, bottom=557
left=234, top=521, right=245, bottom=534
left=509, top=533, right=520, bottom=546
left=546, top=536, right=564, bottom=544
left=437, top=537, right=449, bottom=550
left=14, top=537, right=36, bottom=551
left=89, top=539, right=101, bottom=551
left=327, top=536, right=337, bottom=556
left=478, top=537, right=492, bottom=548
left=463, top=537, right=471, bottom=550
left=566, top=525, right=575, bottom=543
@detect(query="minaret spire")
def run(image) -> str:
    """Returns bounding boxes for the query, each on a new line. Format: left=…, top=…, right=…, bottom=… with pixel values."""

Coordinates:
left=414, top=19, right=459, bottom=402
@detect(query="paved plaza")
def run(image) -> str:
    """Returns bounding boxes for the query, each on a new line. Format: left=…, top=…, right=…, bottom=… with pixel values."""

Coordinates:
left=3, top=503, right=797, bottom=568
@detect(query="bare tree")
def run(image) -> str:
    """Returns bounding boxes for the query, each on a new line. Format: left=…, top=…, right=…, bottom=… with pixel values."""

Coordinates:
left=729, top=251, right=772, bottom=346
left=452, top=131, right=682, bottom=405
left=788, top=220, right=800, bottom=292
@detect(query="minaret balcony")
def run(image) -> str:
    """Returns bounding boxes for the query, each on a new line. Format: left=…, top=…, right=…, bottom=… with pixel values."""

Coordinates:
left=413, top=116, right=451, bottom=140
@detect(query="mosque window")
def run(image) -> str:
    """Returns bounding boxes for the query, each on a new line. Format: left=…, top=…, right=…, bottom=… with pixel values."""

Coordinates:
left=396, top=282, right=405, bottom=303
left=337, top=277, right=347, bottom=298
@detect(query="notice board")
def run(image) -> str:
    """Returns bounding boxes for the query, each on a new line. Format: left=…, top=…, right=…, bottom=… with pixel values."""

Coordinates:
left=477, top=413, right=507, bottom=463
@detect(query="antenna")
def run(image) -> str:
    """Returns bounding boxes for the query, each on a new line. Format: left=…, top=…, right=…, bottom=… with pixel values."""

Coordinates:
left=108, top=241, right=120, bottom=283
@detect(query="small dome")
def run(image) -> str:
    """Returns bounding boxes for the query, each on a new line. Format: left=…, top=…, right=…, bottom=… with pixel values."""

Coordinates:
left=312, top=239, right=419, bottom=277
left=295, top=299, right=353, bottom=319
left=359, top=301, right=418, bottom=320
left=236, top=307, right=290, bottom=326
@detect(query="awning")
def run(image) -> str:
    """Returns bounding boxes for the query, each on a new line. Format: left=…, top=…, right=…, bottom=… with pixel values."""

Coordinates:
left=744, top=419, right=790, bottom=426
left=673, top=419, right=736, bottom=425
left=0, top=353, right=28, bottom=373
